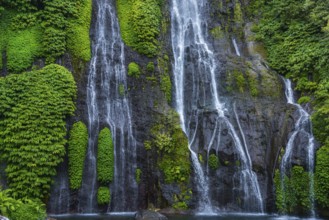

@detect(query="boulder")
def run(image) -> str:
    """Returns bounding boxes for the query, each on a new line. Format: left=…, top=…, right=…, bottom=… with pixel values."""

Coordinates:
left=135, top=210, right=168, bottom=220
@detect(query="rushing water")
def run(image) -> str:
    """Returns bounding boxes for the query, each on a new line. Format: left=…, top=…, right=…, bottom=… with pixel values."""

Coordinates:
left=232, top=38, right=241, bottom=57
left=81, top=0, right=137, bottom=213
left=281, top=78, right=315, bottom=215
left=171, top=0, right=263, bottom=212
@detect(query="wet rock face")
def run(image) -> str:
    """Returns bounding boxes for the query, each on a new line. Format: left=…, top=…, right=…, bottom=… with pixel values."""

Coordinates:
left=46, top=0, right=307, bottom=214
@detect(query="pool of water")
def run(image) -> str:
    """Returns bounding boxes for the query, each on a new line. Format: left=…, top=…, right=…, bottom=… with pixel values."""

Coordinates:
left=51, top=213, right=325, bottom=220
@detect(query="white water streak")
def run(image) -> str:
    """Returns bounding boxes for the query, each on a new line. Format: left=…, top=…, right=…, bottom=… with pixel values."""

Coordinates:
left=171, top=0, right=263, bottom=213
left=281, top=78, right=315, bottom=216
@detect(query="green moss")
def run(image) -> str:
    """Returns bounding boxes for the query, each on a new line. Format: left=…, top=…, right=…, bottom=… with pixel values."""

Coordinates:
left=119, top=83, right=125, bottom=96
left=172, top=188, right=191, bottom=210
left=1, top=1, right=91, bottom=69
left=117, top=0, right=162, bottom=57
left=147, top=62, right=155, bottom=72
left=0, top=190, right=47, bottom=220
left=147, top=110, right=190, bottom=184
left=128, top=62, right=141, bottom=78
left=0, top=64, right=76, bottom=200
left=144, top=140, right=152, bottom=150
left=67, top=0, right=92, bottom=61
left=136, top=168, right=142, bottom=184
left=208, top=154, right=219, bottom=170
left=210, top=26, right=224, bottom=39
left=234, top=1, right=243, bottom=23
left=97, top=186, right=110, bottom=205
left=158, top=56, right=172, bottom=103
left=68, top=121, right=88, bottom=190
left=0, top=10, right=13, bottom=69
left=274, top=166, right=312, bottom=215
left=6, top=25, right=42, bottom=73
left=97, top=127, right=114, bottom=184
left=297, top=96, right=311, bottom=105
left=315, top=144, right=329, bottom=209
left=160, top=74, right=172, bottom=103
left=246, top=70, right=259, bottom=97
left=116, top=0, right=136, bottom=47
left=227, top=69, right=246, bottom=93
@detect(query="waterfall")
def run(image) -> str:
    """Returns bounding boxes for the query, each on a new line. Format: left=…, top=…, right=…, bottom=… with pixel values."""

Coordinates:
left=81, top=0, right=137, bottom=213
left=281, top=78, right=315, bottom=215
left=171, top=0, right=263, bottom=213
left=48, top=163, right=70, bottom=214
left=232, top=38, right=241, bottom=57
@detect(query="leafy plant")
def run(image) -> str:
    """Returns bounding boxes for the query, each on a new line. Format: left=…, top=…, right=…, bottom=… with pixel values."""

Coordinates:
left=315, top=143, right=329, bottom=209
left=0, top=64, right=76, bottom=200
left=67, top=0, right=92, bottom=61
left=117, top=0, right=162, bottom=57
left=208, top=154, right=219, bottom=170
left=68, top=121, right=88, bottom=190
left=128, top=62, right=141, bottom=78
left=274, top=166, right=312, bottom=215
left=136, top=168, right=142, bottom=184
left=146, top=110, right=190, bottom=184
left=97, top=127, right=114, bottom=184
left=0, top=189, right=46, bottom=220
left=97, top=186, right=110, bottom=205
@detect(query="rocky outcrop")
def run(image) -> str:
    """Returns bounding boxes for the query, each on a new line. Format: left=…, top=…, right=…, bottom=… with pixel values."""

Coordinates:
left=135, top=210, right=168, bottom=220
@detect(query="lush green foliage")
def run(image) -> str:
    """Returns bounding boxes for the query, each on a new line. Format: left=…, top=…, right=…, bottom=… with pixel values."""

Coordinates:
left=146, top=110, right=190, bottom=184
left=315, top=144, right=329, bottom=209
left=0, top=10, right=42, bottom=72
left=0, top=64, right=76, bottom=200
left=274, top=167, right=312, bottom=215
left=97, top=186, right=110, bottom=205
left=253, top=1, right=329, bottom=212
left=158, top=55, right=172, bottom=103
left=7, top=26, right=42, bottom=72
left=97, top=127, right=114, bottom=184
left=253, top=0, right=329, bottom=135
left=68, top=121, right=88, bottom=190
left=0, top=189, right=46, bottom=220
left=208, top=154, right=219, bottom=170
left=117, top=0, right=162, bottom=57
left=0, top=0, right=91, bottom=70
left=67, top=0, right=92, bottom=61
left=144, top=110, right=191, bottom=209
left=147, top=62, right=155, bottom=73
left=135, top=168, right=142, bottom=184
left=128, top=62, right=141, bottom=78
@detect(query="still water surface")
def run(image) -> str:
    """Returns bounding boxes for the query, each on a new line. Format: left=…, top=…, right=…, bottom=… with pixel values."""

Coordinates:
left=52, top=213, right=325, bottom=220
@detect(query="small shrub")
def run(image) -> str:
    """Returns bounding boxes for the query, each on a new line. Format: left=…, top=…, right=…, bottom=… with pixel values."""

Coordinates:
left=97, top=127, right=114, bottom=184
left=208, top=154, right=219, bottom=170
left=128, top=62, right=141, bottom=78
left=0, top=64, right=76, bottom=200
left=97, top=187, right=110, bottom=205
left=136, top=168, right=142, bottom=184
left=297, top=96, right=311, bottom=105
left=0, top=189, right=46, bottom=220
left=68, top=121, right=88, bottom=189
left=147, top=62, right=155, bottom=72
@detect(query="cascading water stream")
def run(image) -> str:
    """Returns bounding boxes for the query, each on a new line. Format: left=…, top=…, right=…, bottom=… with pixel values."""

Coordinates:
left=171, top=0, right=263, bottom=213
left=281, top=78, right=315, bottom=216
left=81, top=0, right=137, bottom=213
left=232, top=38, right=241, bottom=57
